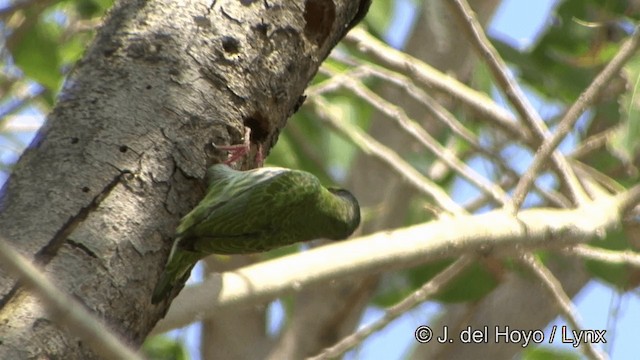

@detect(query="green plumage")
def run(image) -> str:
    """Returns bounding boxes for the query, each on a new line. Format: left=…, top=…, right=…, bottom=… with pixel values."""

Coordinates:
left=151, top=164, right=360, bottom=304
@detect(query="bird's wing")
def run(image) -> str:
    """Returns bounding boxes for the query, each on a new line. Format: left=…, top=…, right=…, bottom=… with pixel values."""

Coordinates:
left=185, top=169, right=320, bottom=252
left=176, top=167, right=292, bottom=237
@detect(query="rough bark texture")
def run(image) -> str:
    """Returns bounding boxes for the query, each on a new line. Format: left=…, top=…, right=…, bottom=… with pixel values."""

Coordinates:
left=0, top=0, right=366, bottom=358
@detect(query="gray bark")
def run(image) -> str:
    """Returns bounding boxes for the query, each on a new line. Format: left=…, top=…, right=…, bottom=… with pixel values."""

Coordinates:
left=0, top=0, right=366, bottom=358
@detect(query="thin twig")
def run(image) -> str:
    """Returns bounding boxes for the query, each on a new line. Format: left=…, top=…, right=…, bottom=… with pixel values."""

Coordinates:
left=0, top=236, right=144, bottom=360
left=572, top=162, right=625, bottom=196
left=279, top=121, right=331, bottom=176
left=445, top=0, right=589, bottom=209
left=313, top=67, right=510, bottom=206
left=308, top=255, right=475, bottom=360
left=565, top=245, right=640, bottom=268
left=361, top=63, right=572, bottom=207
left=325, top=54, right=526, bottom=157
left=0, top=86, right=45, bottom=121
left=463, top=173, right=571, bottom=212
left=510, top=25, right=640, bottom=210
left=569, top=129, right=614, bottom=160
left=309, top=96, right=465, bottom=215
left=317, top=60, right=572, bottom=209
left=319, top=61, right=488, bottom=154
left=344, top=29, right=532, bottom=144
left=446, top=0, right=545, bottom=137
left=520, top=253, right=607, bottom=360
left=0, top=0, right=53, bottom=19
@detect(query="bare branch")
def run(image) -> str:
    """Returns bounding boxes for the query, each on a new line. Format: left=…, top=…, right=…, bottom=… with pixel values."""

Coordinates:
left=309, top=255, right=475, bottom=360
left=343, top=29, right=532, bottom=144
left=313, top=66, right=510, bottom=206
left=0, top=236, right=144, bottom=360
left=511, top=25, right=640, bottom=210
left=309, top=95, right=465, bottom=215
left=152, top=188, right=637, bottom=333
left=445, top=0, right=589, bottom=208
left=565, top=245, right=640, bottom=268
left=520, top=253, right=606, bottom=360
left=320, top=60, right=573, bottom=209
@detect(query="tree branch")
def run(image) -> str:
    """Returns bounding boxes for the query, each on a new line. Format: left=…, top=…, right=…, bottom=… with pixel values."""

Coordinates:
left=445, top=0, right=589, bottom=208
left=510, top=25, right=640, bottom=210
left=0, top=236, right=143, bottom=360
left=310, top=255, right=475, bottom=359
left=520, top=253, right=606, bottom=360
left=344, top=28, right=532, bottom=145
left=308, top=95, right=465, bottom=215
left=153, top=186, right=638, bottom=333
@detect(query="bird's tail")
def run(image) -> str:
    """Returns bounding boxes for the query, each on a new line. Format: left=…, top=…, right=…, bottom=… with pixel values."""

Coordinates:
left=151, top=269, right=175, bottom=304
left=151, top=248, right=200, bottom=304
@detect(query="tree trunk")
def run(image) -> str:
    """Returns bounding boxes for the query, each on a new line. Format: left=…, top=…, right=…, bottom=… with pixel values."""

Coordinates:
left=0, top=0, right=366, bottom=358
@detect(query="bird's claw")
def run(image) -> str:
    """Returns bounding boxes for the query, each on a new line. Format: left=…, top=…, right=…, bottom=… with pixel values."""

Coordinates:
left=213, top=127, right=264, bottom=167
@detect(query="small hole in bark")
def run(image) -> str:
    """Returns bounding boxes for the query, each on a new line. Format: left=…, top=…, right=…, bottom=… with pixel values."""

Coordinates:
left=70, top=137, right=79, bottom=144
left=146, top=85, right=152, bottom=89
left=303, top=0, right=336, bottom=46
left=253, top=23, right=269, bottom=36
left=119, top=145, right=128, bottom=153
left=82, top=187, right=90, bottom=193
left=244, top=112, right=269, bottom=143
left=222, top=37, right=240, bottom=54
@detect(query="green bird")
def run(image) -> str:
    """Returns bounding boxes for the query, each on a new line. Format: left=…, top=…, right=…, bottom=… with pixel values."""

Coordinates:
left=151, top=164, right=360, bottom=304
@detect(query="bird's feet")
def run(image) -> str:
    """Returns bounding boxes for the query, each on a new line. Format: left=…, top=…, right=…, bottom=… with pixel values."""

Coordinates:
left=214, top=127, right=264, bottom=167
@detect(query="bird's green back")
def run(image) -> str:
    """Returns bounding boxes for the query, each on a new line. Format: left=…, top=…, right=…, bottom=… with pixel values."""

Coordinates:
left=175, top=165, right=328, bottom=254
left=152, top=164, right=360, bottom=303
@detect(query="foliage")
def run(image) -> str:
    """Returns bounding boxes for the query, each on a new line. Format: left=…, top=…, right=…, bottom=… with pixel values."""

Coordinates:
left=141, top=335, right=189, bottom=360
left=1, top=0, right=112, bottom=177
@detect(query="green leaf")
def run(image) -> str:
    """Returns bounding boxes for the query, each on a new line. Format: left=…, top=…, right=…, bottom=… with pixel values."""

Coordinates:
left=75, top=0, right=113, bottom=18
left=267, top=111, right=335, bottom=184
left=429, top=260, right=500, bottom=303
left=364, top=0, right=394, bottom=36
left=268, top=81, right=372, bottom=183
left=610, top=54, right=640, bottom=163
left=493, top=0, right=632, bottom=103
left=521, top=346, right=581, bottom=360
left=10, top=20, right=62, bottom=92
left=374, top=259, right=499, bottom=307
left=59, top=32, right=90, bottom=66
left=323, top=94, right=369, bottom=172
left=585, top=227, right=635, bottom=289
left=142, top=335, right=189, bottom=360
